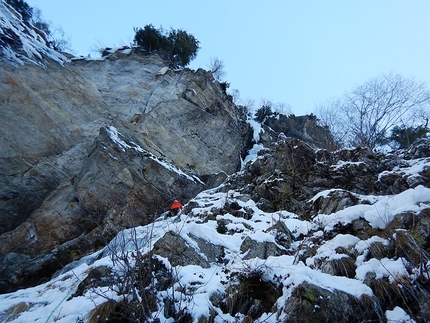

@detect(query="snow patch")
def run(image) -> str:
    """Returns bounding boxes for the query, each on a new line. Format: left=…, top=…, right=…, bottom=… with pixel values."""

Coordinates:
left=313, top=185, right=430, bottom=230
left=386, top=306, right=416, bottom=323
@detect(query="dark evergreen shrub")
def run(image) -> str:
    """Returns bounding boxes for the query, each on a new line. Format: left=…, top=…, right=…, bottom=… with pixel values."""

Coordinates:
left=389, top=125, right=429, bottom=149
left=133, top=24, right=168, bottom=51
left=134, top=24, right=200, bottom=68
left=167, top=29, right=200, bottom=68
left=254, top=104, right=274, bottom=123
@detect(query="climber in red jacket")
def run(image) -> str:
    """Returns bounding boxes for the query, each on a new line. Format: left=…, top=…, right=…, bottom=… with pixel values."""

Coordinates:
left=170, top=200, right=183, bottom=216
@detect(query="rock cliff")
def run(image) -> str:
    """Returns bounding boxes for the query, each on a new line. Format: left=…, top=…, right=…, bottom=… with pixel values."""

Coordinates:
left=0, top=1, right=252, bottom=293
left=260, top=113, right=334, bottom=150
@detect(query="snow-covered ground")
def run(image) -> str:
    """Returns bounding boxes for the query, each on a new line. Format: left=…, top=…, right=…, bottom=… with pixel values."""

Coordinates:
left=1, top=179, right=427, bottom=322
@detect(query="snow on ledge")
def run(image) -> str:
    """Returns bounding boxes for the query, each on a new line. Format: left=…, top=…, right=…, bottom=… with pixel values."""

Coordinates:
left=106, top=126, right=203, bottom=184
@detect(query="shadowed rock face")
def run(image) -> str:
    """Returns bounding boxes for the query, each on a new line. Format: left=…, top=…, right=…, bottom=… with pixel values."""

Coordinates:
left=261, top=113, right=335, bottom=150
left=0, top=56, right=107, bottom=233
left=0, top=41, right=252, bottom=292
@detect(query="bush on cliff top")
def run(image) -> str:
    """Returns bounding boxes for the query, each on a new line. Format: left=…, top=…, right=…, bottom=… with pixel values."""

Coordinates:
left=134, top=24, right=200, bottom=68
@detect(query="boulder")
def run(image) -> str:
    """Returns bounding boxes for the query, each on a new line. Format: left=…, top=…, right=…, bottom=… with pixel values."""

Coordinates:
left=153, top=231, right=210, bottom=268
left=262, top=113, right=334, bottom=150
left=311, top=189, right=360, bottom=215
left=240, top=236, right=282, bottom=260
left=282, top=282, right=382, bottom=323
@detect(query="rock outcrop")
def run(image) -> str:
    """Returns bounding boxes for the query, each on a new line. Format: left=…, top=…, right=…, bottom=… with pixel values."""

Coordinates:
left=261, top=113, right=334, bottom=150
left=0, top=1, right=68, bottom=67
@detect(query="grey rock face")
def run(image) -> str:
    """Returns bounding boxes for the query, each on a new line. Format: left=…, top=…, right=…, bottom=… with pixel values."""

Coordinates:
left=311, top=189, right=360, bottom=215
left=0, top=61, right=107, bottom=234
left=191, top=235, right=225, bottom=263
left=0, top=45, right=251, bottom=292
left=240, top=236, right=282, bottom=260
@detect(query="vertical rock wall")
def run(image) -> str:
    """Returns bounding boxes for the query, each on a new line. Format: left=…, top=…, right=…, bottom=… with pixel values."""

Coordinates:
left=0, top=47, right=252, bottom=293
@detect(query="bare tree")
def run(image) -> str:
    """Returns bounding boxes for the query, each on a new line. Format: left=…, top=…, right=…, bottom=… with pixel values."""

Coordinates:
left=209, top=56, right=226, bottom=81
left=315, top=98, right=348, bottom=149
left=315, top=73, right=430, bottom=150
left=229, top=88, right=241, bottom=104
left=273, top=101, right=292, bottom=116
left=32, top=8, right=71, bottom=52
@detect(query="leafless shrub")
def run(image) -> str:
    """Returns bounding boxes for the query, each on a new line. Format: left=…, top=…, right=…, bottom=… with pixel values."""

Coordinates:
left=88, top=226, right=161, bottom=322
left=87, top=217, right=201, bottom=322
left=209, top=56, right=226, bottom=81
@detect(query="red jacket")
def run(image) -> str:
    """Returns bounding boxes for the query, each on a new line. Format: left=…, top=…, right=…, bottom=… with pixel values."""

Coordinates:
left=170, top=200, right=183, bottom=210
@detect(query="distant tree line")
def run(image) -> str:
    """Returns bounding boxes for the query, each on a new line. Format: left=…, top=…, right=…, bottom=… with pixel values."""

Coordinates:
left=134, top=24, right=200, bottom=68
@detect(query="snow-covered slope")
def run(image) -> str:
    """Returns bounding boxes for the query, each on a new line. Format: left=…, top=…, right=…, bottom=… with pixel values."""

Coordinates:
left=0, top=0, right=67, bottom=66
left=1, top=140, right=429, bottom=323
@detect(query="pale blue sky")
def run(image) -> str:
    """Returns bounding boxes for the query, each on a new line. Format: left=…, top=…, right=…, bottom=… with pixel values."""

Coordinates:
left=26, top=0, right=430, bottom=115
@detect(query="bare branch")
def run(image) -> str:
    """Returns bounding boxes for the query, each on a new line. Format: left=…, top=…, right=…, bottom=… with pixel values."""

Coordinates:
left=317, top=73, right=430, bottom=150
left=209, top=56, right=226, bottom=81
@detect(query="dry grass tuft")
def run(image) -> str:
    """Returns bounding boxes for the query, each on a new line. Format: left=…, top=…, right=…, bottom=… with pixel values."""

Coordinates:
left=356, top=294, right=383, bottom=320
left=370, top=278, right=394, bottom=303
left=0, top=302, right=35, bottom=322
left=89, top=299, right=154, bottom=323
left=319, top=256, right=356, bottom=278
left=89, top=301, right=117, bottom=323
left=369, top=274, right=417, bottom=313
left=390, top=275, right=414, bottom=302
left=331, top=256, right=357, bottom=278
left=394, top=230, right=429, bottom=267
left=368, top=241, right=388, bottom=260
left=335, top=246, right=358, bottom=258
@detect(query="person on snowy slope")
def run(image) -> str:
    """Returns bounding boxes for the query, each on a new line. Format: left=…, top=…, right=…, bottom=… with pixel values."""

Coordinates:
left=170, top=200, right=183, bottom=216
